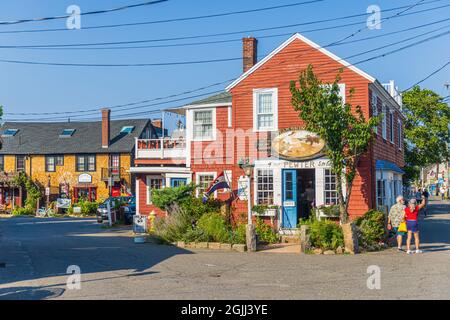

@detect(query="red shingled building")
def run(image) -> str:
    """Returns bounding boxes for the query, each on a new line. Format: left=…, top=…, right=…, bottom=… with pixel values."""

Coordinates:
left=131, top=33, right=405, bottom=232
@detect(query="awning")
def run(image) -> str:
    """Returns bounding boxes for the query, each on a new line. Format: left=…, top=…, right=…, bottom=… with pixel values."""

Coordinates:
left=375, top=160, right=405, bottom=174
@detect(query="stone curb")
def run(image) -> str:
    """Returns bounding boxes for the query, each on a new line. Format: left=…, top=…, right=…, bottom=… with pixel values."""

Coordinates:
left=171, top=241, right=247, bottom=252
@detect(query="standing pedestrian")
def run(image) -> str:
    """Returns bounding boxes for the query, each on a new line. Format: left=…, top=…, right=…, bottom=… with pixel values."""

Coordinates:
left=388, top=196, right=407, bottom=251
left=405, top=198, right=426, bottom=254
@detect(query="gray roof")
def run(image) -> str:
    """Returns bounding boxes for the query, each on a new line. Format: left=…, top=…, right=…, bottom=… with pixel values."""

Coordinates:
left=0, top=119, right=150, bottom=155
left=189, top=92, right=231, bottom=106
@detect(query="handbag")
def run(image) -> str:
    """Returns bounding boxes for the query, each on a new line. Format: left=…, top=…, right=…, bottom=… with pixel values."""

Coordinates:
left=398, top=221, right=407, bottom=233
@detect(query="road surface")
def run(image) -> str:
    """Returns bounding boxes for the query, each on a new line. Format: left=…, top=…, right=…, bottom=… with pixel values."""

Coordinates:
left=1, top=199, right=449, bottom=300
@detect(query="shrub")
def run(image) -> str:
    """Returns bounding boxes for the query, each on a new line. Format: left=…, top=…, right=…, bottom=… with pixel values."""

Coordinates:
left=12, top=206, right=35, bottom=216
left=69, top=200, right=99, bottom=216
left=355, top=209, right=386, bottom=249
left=231, top=223, right=247, bottom=244
left=197, top=213, right=232, bottom=243
left=255, top=218, right=279, bottom=244
left=308, top=219, right=344, bottom=250
left=152, top=184, right=196, bottom=210
left=153, top=205, right=197, bottom=242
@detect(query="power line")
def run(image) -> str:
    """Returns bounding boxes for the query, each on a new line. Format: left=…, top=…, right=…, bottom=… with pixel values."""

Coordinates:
left=0, top=9, right=448, bottom=68
left=4, top=7, right=449, bottom=120
left=5, top=27, right=449, bottom=122
left=403, top=61, right=450, bottom=91
left=3, top=17, right=449, bottom=51
left=1, top=1, right=448, bottom=49
left=0, top=0, right=168, bottom=25
left=1, top=0, right=440, bottom=34
left=3, top=0, right=447, bottom=121
left=5, top=21, right=449, bottom=120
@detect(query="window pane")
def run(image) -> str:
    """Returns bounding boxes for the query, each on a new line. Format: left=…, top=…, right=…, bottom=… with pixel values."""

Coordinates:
left=258, top=93, right=273, bottom=113
left=256, top=169, right=274, bottom=205
left=77, top=156, right=85, bottom=171
left=193, top=111, right=213, bottom=139
left=258, top=115, right=273, bottom=129
left=88, top=156, right=95, bottom=171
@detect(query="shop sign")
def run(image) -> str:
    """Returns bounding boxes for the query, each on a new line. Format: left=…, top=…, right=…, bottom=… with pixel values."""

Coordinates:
left=78, top=173, right=92, bottom=183
left=272, top=129, right=326, bottom=161
left=57, top=198, right=71, bottom=209
left=264, top=159, right=331, bottom=169
left=237, top=176, right=249, bottom=201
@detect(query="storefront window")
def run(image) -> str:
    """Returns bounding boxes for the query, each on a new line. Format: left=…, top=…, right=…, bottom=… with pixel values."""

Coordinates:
left=377, top=180, right=386, bottom=206
left=147, top=177, right=163, bottom=204
left=0, top=155, right=4, bottom=172
left=256, top=169, right=274, bottom=205
left=324, top=169, right=338, bottom=205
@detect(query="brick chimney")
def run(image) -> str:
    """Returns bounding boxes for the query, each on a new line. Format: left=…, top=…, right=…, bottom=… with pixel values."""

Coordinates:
left=101, top=108, right=111, bottom=148
left=243, top=37, right=257, bottom=73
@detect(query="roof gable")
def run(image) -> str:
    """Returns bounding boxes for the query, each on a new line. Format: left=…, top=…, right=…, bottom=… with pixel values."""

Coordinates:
left=226, top=33, right=375, bottom=91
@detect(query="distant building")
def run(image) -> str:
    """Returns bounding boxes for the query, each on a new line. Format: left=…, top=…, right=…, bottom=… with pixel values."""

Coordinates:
left=0, top=109, right=158, bottom=208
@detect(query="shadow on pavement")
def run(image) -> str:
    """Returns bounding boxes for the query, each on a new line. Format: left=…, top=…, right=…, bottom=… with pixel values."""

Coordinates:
left=0, top=217, right=192, bottom=290
left=0, top=286, right=65, bottom=300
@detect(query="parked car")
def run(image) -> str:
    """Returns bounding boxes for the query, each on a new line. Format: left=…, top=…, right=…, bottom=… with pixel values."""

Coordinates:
left=96, top=196, right=136, bottom=224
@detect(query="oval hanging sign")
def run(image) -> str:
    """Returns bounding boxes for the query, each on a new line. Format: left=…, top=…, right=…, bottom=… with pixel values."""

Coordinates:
left=272, top=130, right=326, bottom=161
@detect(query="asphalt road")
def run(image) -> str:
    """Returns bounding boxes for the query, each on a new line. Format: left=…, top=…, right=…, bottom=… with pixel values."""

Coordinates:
left=1, top=199, right=449, bottom=300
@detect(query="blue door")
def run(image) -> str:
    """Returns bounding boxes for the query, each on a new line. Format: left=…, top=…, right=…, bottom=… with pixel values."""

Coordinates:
left=282, top=170, right=298, bottom=228
left=171, top=178, right=187, bottom=188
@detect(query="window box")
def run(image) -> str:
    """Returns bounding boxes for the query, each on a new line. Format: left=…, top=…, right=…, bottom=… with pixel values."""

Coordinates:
left=252, top=205, right=279, bottom=217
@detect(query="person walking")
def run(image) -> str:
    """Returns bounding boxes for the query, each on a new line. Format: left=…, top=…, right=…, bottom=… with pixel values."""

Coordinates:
left=387, top=196, right=407, bottom=251
left=405, top=198, right=426, bottom=254
left=440, top=186, right=446, bottom=200
left=422, top=188, right=430, bottom=217
left=415, top=189, right=422, bottom=205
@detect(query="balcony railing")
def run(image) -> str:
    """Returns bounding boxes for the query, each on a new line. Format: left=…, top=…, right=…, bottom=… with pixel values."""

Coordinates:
left=136, top=138, right=186, bottom=159
left=101, top=167, right=128, bottom=182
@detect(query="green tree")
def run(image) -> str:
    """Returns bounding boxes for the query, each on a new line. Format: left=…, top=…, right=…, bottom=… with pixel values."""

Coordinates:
left=402, top=86, right=450, bottom=182
left=290, top=65, right=380, bottom=223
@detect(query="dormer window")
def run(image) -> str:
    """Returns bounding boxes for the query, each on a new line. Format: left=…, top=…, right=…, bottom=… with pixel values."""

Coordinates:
left=2, top=129, right=18, bottom=137
left=60, top=129, right=75, bottom=138
left=121, top=126, right=135, bottom=134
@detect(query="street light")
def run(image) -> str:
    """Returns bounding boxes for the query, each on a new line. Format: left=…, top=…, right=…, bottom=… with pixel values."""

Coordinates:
left=239, top=158, right=256, bottom=252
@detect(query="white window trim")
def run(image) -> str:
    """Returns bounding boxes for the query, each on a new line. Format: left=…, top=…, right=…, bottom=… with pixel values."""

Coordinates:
left=338, top=83, right=346, bottom=104
left=253, top=88, right=278, bottom=132
left=190, top=108, right=216, bottom=142
left=146, top=175, right=165, bottom=205
left=397, top=118, right=402, bottom=150
left=371, top=93, right=378, bottom=134
left=381, top=104, right=387, bottom=140
left=389, top=110, right=395, bottom=144
left=195, top=172, right=217, bottom=198
left=227, top=106, right=232, bottom=128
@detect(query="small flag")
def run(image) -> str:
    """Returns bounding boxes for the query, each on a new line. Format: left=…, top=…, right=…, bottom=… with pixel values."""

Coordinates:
left=202, top=172, right=230, bottom=203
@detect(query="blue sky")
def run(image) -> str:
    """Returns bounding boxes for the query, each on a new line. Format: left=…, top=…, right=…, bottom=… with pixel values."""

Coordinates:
left=0, top=0, right=449, bottom=129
